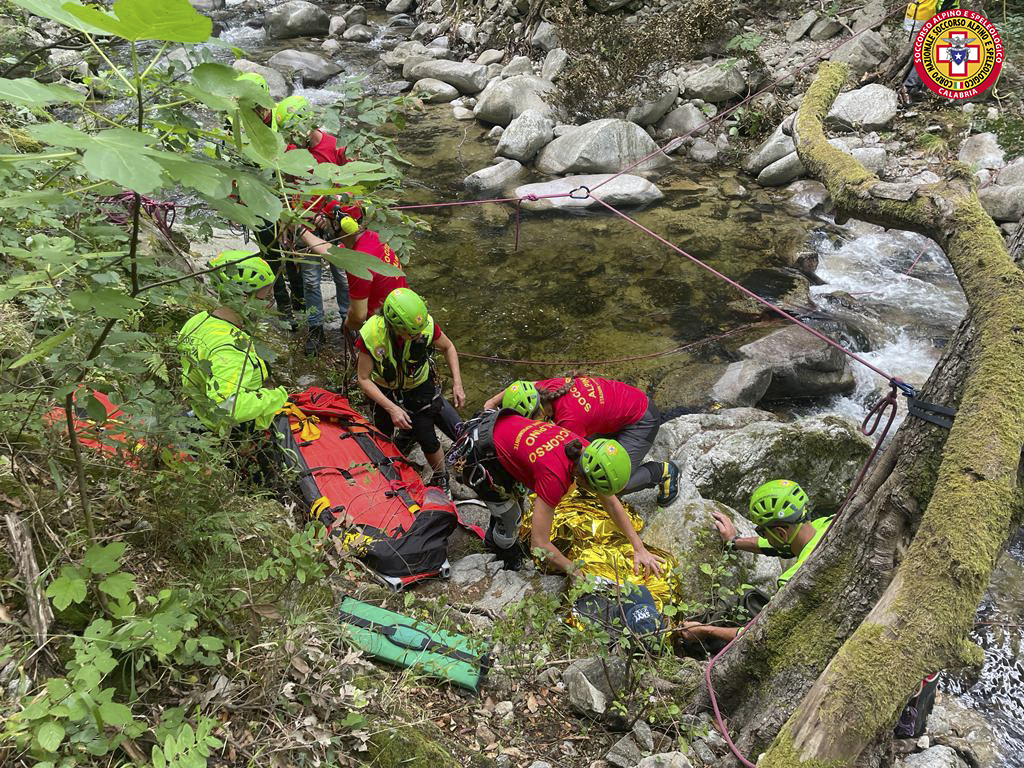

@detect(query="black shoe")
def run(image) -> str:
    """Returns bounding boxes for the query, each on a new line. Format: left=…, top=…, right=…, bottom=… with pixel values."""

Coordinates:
left=428, top=471, right=450, bottom=496
left=656, top=462, right=681, bottom=507
left=304, top=326, right=325, bottom=357
left=484, top=521, right=525, bottom=570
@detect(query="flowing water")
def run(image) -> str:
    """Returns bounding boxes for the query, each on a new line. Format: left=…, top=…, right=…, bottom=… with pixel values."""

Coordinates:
left=214, top=11, right=1022, bottom=760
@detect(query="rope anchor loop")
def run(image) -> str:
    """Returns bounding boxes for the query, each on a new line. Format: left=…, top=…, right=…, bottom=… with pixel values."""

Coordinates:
left=568, top=185, right=591, bottom=200
left=861, top=382, right=900, bottom=437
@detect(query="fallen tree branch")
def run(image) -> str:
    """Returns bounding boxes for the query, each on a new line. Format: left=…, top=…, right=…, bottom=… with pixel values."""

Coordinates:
left=4, top=511, right=54, bottom=648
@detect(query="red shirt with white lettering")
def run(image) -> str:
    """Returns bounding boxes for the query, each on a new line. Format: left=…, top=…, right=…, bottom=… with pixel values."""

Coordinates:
left=345, top=230, right=409, bottom=315
left=493, top=412, right=586, bottom=507
left=535, top=377, right=649, bottom=437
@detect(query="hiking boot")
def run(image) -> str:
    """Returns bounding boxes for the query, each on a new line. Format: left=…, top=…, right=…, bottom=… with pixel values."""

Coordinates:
left=428, top=471, right=450, bottom=497
left=484, top=521, right=525, bottom=571
left=304, top=326, right=325, bottom=357
left=656, top=462, right=681, bottom=507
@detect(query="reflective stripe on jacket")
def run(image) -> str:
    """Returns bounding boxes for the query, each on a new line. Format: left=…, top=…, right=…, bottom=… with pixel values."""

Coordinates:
left=358, top=314, right=435, bottom=390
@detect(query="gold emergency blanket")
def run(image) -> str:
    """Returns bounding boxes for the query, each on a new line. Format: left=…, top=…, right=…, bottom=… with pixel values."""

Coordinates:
left=519, top=490, right=679, bottom=612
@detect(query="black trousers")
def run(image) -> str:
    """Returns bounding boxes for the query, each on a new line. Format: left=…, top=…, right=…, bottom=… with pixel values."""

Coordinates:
left=255, top=222, right=304, bottom=318
left=594, top=403, right=664, bottom=495
left=372, top=379, right=459, bottom=457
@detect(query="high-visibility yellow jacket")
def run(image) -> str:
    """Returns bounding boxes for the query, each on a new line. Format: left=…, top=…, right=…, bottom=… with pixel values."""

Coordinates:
left=177, top=311, right=287, bottom=432
left=905, top=0, right=960, bottom=32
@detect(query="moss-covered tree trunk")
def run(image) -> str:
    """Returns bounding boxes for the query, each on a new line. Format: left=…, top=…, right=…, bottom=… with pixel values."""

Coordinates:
left=691, top=62, right=1024, bottom=767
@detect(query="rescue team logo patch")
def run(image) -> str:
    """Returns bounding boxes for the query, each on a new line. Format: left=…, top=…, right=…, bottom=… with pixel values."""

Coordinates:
left=914, top=9, right=1003, bottom=100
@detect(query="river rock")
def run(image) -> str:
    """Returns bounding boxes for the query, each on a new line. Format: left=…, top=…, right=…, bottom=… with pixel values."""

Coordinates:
left=386, top=0, right=415, bottom=11
left=516, top=174, right=663, bottom=211
left=682, top=61, right=746, bottom=103
left=535, top=118, right=671, bottom=174
left=658, top=104, right=708, bottom=139
left=978, top=185, right=1024, bottom=222
left=737, top=324, right=855, bottom=401
left=265, top=0, right=329, bottom=39
left=464, top=159, right=523, bottom=195
left=627, top=76, right=680, bottom=126
left=477, top=48, right=504, bottom=66
left=501, top=55, right=533, bottom=77
left=406, top=59, right=489, bottom=93
left=897, top=746, right=968, bottom=768
left=474, top=569, right=531, bottom=614
left=712, top=360, right=773, bottom=406
left=829, top=29, right=891, bottom=77
left=453, top=105, right=475, bottom=120
left=853, top=0, right=887, bottom=31
left=563, top=657, right=627, bottom=716
left=329, top=16, right=347, bottom=36
left=809, top=15, right=843, bottom=41
left=190, top=0, right=224, bottom=10
left=586, top=0, right=630, bottom=10
left=607, top=735, right=643, bottom=768
left=541, top=47, right=569, bottom=80
left=496, top=108, right=554, bottom=162
left=343, top=23, right=375, bottom=42
left=531, top=20, right=559, bottom=51
left=638, top=753, right=693, bottom=768
left=957, top=132, right=1005, bottom=170
left=644, top=497, right=782, bottom=600
left=412, top=77, right=459, bottom=102
left=786, top=10, right=819, bottom=42
left=381, top=40, right=431, bottom=68
left=688, top=138, right=718, bottom=163
left=343, top=4, right=368, bottom=26
left=785, top=180, right=830, bottom=213
left=232, top=60, right=289, bottom=99
left=650, top=408, right=776, bottom=462
left=925, top=694, right=1001, bottom=768
left=997, top=158, right=1024, bottom=186
left=267, top=50, right=342, bottom=85
left=745, top=120, right=795, bottom=174
left=757, top=151, right=805, bottom=186
left=827, top=84, right=899, bottom=130
left=474, top=74, right=555, bottom=126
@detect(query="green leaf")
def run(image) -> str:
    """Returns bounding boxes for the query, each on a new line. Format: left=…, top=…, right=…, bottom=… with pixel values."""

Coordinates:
left=191, top=63, right=273, bottom=107
left=698, top=563, right=714, bottom=576
left=9, top=0, right=110, bottom=34
left=83, top=542, right=127, bottom=574
left=0, top=78, right=85, bottom=106
left=235, top=173, right=281, bottom=222
left=28, top=124, right=156, bottom=152
left=46, top=678, right=71, bottom=699
left=151, top=153, right=233, bottom=198
left=82, top=146, right=164, bottom=194
left=46, top=567, right=88, bottom=610
left=98, top=700, right=132, bottom=727
left=34, top=721, right=65, bottom=753
left=322, top=246, right=403, bottom=279
left=69, top=288, right=143, bottom=320
left=0, top=190, right=65, bottom=209
left=64, top=0, right=211, bottom=42
left=84, top=393, right=109, bottom=425
left=198, top=635, right=224, bottom=651
left=8, top=327, right=75, bottom=370
left=238, top=106, right=281, bottom=163
left=98, top=572, right=136, bottom=601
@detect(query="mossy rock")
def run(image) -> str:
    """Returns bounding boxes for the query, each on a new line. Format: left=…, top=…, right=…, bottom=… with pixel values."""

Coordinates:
left=365, top=724, right=459, bottom=768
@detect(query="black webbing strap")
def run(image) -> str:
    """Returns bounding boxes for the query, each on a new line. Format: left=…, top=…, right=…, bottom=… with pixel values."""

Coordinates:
left=338, top=608, right=479, bottom=665
left=907, top=397, right=956, bottom=429
left=348, top=432, right=421, bottom=509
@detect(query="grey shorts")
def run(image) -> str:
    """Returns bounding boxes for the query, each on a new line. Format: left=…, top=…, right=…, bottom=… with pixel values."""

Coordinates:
left=593, top=403, right=661, bottom=468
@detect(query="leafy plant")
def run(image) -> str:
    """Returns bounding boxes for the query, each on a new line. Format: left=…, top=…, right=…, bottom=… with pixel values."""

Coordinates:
left=726, top=31, right=764, bottom=53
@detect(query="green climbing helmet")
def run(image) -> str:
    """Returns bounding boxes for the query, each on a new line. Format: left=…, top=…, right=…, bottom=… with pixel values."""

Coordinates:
left=235, top=71, right=270, bottom=94
left=273, top=94, right=313, bottom=134
left=579, top=438, right=632, bottom=495
left=382, top=287, right=429, bottom=335
left=748, top=479, right=809, bottom=527
left=209, top=250, right=275, bottom=292
left=502, top=380, right=540, bottom=418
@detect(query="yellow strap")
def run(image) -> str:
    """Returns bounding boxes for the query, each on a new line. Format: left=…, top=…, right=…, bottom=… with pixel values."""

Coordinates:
left=276, top=401, right=322, bottom=441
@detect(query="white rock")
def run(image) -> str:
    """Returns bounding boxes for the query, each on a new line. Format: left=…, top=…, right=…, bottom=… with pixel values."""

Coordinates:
left=682, top=61, right=746, bottom=103
left=265, top=0, right=329, bottom=39
left=515, top=174, right=663, bottom=211
left=406, top=59, right=489, bottom=94
left=474, top=569, right=531, bottom=614
left=745, top=120, right=796, bottom=173
left=638, top=753, right=693, bottom=768
left=897, top=746, right=968, bottom=768
left=452, top=105, right=475, bottom=120
left=957, top=132, right=1005, bottom=170
left=232, top=59, right=289, bottom=99
left=541, top=47, right=569, bottom=81
left=477, top=48, right=504, bottom=66
left=535, top=118, right=671, bottom=174
left=267, top=50, right=342, bottom=86
left=487, top=125, right=504, bottom=140
left=658, top=103, right=709, bottom=139
left=342, top=4, right=367, bottom=26
left=757, top=151, right=805, bottom=186
left=627, top=75, right=679, bottom=126
left=342, top=23, right=374, bottom=42
left=997, top=158, right=1024, bottom=186
left=501, top=55, right=533, bottom=77
left=380, top=40, right=429, bottom=68
left=978, top=185, right=1024, bottom=222
left=464, top=159, right=524, bottom=195
left=386, top=0, right=415, bottom=11
left=688, top=138, right=717, bottom=163
left=411, top=77, right=459, bottom=103
left=531, top=20, right=559, bottom=51
left=496, top=108, right=554, bottom=162
left=321, top=38, right=341, bottom=55
left=450, top=553, right=497, bottom=585
left=474, top=74, right=555, bottom=126
left=827, top=84, right=899, bottom=130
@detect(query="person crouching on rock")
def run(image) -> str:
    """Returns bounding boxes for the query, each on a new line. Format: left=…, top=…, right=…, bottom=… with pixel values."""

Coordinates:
left=483, top=376, right=681, bottom=506
left=355, top=288, right=464, bottom=494
left=677, top=479, right=832, bottom=648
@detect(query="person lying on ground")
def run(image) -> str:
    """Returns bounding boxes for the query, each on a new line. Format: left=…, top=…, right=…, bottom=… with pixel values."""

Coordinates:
left=355, top=288, right=464, bottom=493
left=484, top=376, right=681, bottom=506
left=677, top=479, right=831, bottom=646
left=177, top=251, right=288, bottom=434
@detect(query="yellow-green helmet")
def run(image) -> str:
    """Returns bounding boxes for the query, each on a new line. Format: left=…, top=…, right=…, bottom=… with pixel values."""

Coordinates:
left=749, top=479, right=809, bottom=527
left=209, top=250, right=274, bottom=292
left=235, top=71, right=270, bottom=94
left=382, top=288, right=429, bottom=335
left=273, top=94, right=313, bottom=135
left=580, top=438, right=631, bottom=495
left=502, top=380, right=540, bottom=417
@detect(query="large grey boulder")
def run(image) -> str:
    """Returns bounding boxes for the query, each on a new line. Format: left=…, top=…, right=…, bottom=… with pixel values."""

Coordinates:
left=535, top=118, right=671, bottom=174
left=957, top=132, right=1005, bottom=170
left=406, top=59, right=489, bottom=93
left=267, top=50, right=342, bottom=85
left=342, top=4, right=368, bottom=26
left=343, top=24, right=375, bottom=42
left=501, top=55, right=534, bottom=77
left=265, top=0, right=329, bottom=39
left=328, top=15, right=347, bottom=37
left=658, top=104, right=709, bottom=139
left=496, top=108, right=554, bottom=162
left=515, top=174, right=663, bottom=211
left=473, top=74, right=555, bottom=126
left=682, top=61, right=746, bottom=103
left=809, top=15, right=843, bottom=41
left=232, top=60, right=289, bottom=99
left=639, top=754, right=693, bottom=768
left=978, top=185, right=1024, bottom=222
left=786, top=10, right=818, bottom=42
left=827, top=84, right=899, bottom=130
left=563, top=657, right=627, bottom=717
left=712, top=360, right=773, bottom=406
left=627, top=76, right=680, bottom=126
left=997, top=157, right=1024, bottom=186
left=924, top=694, right=1002, bottom=768
left=541, top=47, right=569, bottom=80
left=853, top=0, right=887, bottom=31
left=745, top=120, right=795, bottom=174
left=386, top=0, right=415, bottom=11
left=897, top=746, right=969, bottom=768
left=463, top=159, right=524, bottom=195
left=381, top=40, right=430, bottom=69
left=757, top=140, right=887, bottom=186
left=531, top=21, right=559, bottom=51
left=649, top=408, right=776, bottom=462
left=737, top=325, right=855, bottom=401
left=411, top=77, right=459, bottom=102
left=829, top=29, right=891, bottom=77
